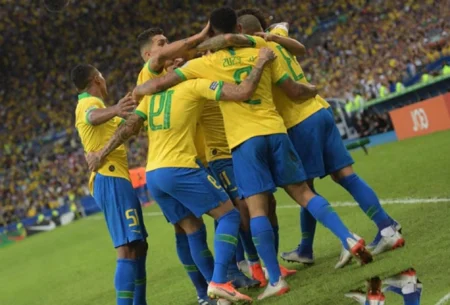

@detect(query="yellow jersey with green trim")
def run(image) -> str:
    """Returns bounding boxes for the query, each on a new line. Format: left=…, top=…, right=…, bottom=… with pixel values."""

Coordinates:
left=74, top=92, right=130, bottom=193
left=134, top=79, right=223, bottom=171
left=137, top=59, right=167, bottom=86
left=174, top=35, right=289, bottom=149
left=268, top=28, right=329, bottom=129
left=200, top=100, right=231, bottom=162
left=194, top=123, right=208, bottom=167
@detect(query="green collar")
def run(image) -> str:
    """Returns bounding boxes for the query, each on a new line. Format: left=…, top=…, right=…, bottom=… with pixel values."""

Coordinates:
left=78, top=92, right=104, bottom=104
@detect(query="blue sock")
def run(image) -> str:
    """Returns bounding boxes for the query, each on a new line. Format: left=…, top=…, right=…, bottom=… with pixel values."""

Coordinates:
left=340, top=174, right=392, bottom=230
left=175, top=233, right=208, bottom=298
left=134, top=256, right=147, bottom=305
left=239, top=229, right=259, bottom=263
left=272, top=225, right=279, bottom=255
left=235, top=237, right=245, bottom=263
left=212, top=209, right=241, bottom=284
left=299, top=207, right=316, bottom=255
left=187, top=225, right=215, bottom=283
left=251, top=216, right=281, bottom=285
left=306, top=196, right=353, bottom=249
left=115, top=259, right=137, bottom=305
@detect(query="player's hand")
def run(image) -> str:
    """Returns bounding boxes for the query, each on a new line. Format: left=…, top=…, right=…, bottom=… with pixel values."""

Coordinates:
left=86, top=151, right=103, bottom=172
left=258, top=48, right=277, bottom=65
left=116, top=92, right=136, bottom=119
left=199, top=21, right=211, bottom=39
left=254, top=32, right=273, bottom=41
left=132, top=87, right=144, bottom=105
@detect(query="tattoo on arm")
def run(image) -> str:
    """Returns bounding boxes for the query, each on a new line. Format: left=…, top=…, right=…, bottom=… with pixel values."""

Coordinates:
left=100, top=114, right=143, bottom=159
left=221, top=61, right=266, bottom=101
left=196, top=34, right=252, bottom=52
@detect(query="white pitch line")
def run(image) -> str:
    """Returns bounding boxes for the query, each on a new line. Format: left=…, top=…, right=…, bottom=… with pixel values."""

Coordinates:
left=85, top=197, right=450, bottom=220
left=436, top=293, right=450, bottom=305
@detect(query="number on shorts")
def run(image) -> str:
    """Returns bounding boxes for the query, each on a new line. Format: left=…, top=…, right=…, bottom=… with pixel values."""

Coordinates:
left=207, top=175, right=222, bottom=190
left=149, top=90, right=174, bottom=131
left=125, top=209, right=140, bottom=227
left=275, top=45, right=304, bottom=81
left=233, top=67, right=261, bottom=105
left=219, top=171, right=232, bottom=188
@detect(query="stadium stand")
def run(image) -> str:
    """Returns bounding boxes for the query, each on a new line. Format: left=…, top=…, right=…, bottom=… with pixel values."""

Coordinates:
left=1, top=0, right=449, bottom=226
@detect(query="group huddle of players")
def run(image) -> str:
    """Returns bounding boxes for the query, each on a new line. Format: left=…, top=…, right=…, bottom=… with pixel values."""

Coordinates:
left=72, top=6, right=405, bottom=305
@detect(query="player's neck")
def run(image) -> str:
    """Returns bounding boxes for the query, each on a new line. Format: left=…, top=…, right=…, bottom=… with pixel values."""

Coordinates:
left=86, top=87, right=105, bottom=100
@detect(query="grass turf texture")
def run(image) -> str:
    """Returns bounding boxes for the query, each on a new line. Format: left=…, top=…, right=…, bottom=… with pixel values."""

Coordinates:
left=1, top=130, right=450, bottom=305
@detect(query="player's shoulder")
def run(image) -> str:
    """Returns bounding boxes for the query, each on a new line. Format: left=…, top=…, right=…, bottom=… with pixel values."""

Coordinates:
left=269, top=24, right=289, bottom=37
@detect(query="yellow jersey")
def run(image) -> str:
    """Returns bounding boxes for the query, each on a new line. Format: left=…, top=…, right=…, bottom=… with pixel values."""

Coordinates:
left=134, top=79, right=223, bottom=171
left=175, top=35, right=289, bottom=149
left=137, top=59, right=167, bottom=86
left=194, top=123, right=208, bottom=167
left=75, top=92, right=130, bottom=193
left=269, top=27, right=330, bottom=129
left=200, top=100, right=231, bottom=162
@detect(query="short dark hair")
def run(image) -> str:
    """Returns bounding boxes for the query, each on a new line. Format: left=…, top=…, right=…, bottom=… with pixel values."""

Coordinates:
left=237, top=14, right=263, bottom=34
left=210, top=7, right=237, bottom=34
left=237, top=8, right=267, bottom=30
left=137, top=27, right=164, bottom=52
left=70, top=64, right=97, bottom=91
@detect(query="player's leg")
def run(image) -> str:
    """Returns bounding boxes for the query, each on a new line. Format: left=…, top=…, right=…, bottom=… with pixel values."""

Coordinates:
left=322, top=107, right=404, bottom=254
left=146, top=170, right=215, bottom=305
left=209, top=159, right=260, bottom=288
left=232, top=136, right=289, bottom=300
left=93, top=174, right=147, bottom=305
left=160, top=167, right=250, bottom=302
left=266, top=194, right=297, bottom=278
left=268, top=133, right=373, bottom=267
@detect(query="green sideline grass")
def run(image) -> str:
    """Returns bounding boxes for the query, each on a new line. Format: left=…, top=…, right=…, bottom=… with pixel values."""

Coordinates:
left=1, top=130, right=450, bottom=305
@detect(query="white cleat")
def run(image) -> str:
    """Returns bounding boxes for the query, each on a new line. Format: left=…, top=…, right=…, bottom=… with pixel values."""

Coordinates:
left=335, top=246, right=353, bottom=269
left=371, top=226, right=405, bottom=256
left=383, top=268, right=417, bottom=288
left=237, top=260, right=250, bottom=275
left=280, top=249, right=314, bottom=264
left=257, top=276, right=290, bottom=300
left=344, top=291, right=366, bottom=305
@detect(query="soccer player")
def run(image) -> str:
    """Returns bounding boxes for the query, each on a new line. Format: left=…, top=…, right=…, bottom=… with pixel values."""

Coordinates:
left=133, top=7, right=373, bottom=300
left=72, top=64, right=148, bottom=305
left=136, top=26, right=256, bottom=303
left=87, top=48, right=276, bottom=303
left=236, top=11, right=404, bottom=268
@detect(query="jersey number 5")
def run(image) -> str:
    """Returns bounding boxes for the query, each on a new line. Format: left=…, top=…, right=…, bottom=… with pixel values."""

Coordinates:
left=149, top=90, right=174, bottom=131
left=125, top=209, right=140, bottom=227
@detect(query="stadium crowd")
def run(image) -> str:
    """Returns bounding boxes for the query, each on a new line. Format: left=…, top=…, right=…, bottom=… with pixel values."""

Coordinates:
left=1, top=0, right=449, bottom=226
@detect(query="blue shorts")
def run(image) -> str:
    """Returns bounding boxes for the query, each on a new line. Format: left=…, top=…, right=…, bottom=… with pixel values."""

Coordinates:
left=146, top=167, right=230, bottom=224
left=232, top=134, right=307, bottom=198
left=208, top=158, right=239, bottom=200
left=288, top=108, right=354, bottom=179
left=93, top=173, right=148, bottom=248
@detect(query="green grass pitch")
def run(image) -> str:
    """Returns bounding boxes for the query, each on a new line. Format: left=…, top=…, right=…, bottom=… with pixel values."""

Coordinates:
left=1, top=130, right=450, bottom=305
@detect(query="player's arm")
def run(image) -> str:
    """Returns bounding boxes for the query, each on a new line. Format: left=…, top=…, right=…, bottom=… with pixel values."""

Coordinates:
left=86, top=114, right=144, bottom=171
left=271, top=57, right=317, bottom=101
left=196, top=34, right=256, bottom=52
left=219, top=48, right=276, bottom=101
left=278, top=77, right=318, bottom=101
left=133, top=71, right=183, bottom=102
left=255, top=32, right=306, bottom=56
left=149, top=22, right=211, bottom=72
left=88, top=93, right=135, bottom=126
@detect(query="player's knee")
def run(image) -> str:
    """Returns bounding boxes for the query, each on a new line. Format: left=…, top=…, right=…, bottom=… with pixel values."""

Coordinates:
left=174, top=223, right=186, bottom=234
left=284, top=182, right=315, bottom=207
left=177, top=215, right=204, bottom=234
left=116, top=242, right=139, bottom=259
left=331, top=166, right=354, bottom=183
left=138, top=240, right=148, bottom=256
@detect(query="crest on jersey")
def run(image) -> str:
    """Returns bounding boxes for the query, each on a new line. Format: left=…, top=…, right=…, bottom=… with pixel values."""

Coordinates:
left=209, top=82, right=219, bottom=91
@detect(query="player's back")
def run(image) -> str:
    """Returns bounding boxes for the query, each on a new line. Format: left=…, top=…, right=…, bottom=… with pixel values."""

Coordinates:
left=135, top=79, right=222, bottom=171
left=200, top=100, right=231, bottom=162
left=268, top=27, right=329, bottom=128
left=75, top=93, right=130, bottom=189
left=175, top=36, right=288, bottom=149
